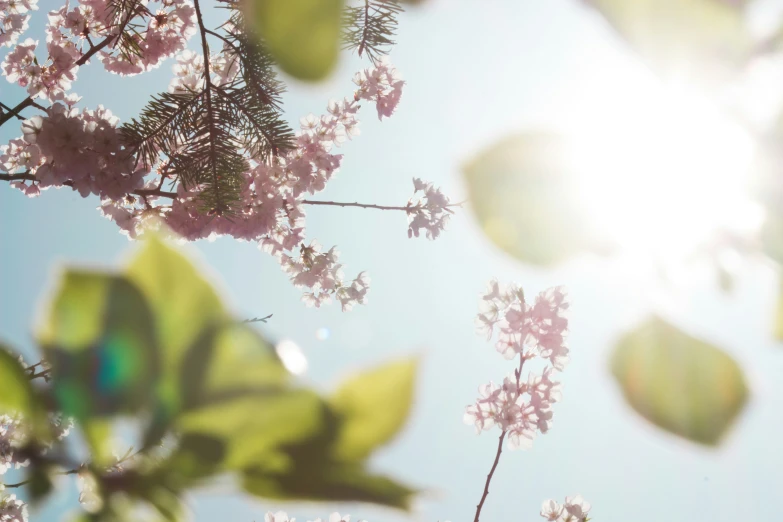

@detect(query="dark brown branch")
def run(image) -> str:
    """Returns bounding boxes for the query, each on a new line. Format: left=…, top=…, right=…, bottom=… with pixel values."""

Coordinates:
left=193, top=0, right=223, bottom=211
left=1, top=172, right=177, bottom=200
left=0, top=33, right=117, bottom=127
left=301, top=199, right=414, bottom=212
left=0, top=172, right=35, bottom=183
left=473, top=430, right=506, bottom=522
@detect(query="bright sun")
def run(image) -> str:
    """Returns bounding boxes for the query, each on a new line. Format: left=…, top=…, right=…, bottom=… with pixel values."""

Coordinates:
left=565, top=83, right=762, bottom=263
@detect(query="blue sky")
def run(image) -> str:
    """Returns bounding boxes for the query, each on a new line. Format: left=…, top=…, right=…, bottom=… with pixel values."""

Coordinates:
left=3, top=0, right=783, bottom=521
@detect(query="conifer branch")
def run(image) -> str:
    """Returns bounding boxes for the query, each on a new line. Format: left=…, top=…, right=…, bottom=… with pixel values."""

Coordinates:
left=342, top=0, right=403, bottom=63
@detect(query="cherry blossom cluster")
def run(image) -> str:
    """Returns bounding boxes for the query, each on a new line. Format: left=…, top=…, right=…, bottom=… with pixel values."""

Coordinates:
left=352, top=56, right=404, bottom=120
left=1, top=1, right=452, bottom=310
left=0, top=494, right=27, bottom=522
left=1, top=0, right=195, bottom=100
left=0, top=0, right=37, bottom=48
left=0, top=412, right=73, bottom=475
left=15, top=100, right=143, bottom=199
left=265, top=511, right=364, bottom=522
left=168, top=46, right=238, bottom=93
left=407, top=177, right=452, bottom=240
left=0, top=415, right=26, bottom=476
left=540, top=496, right=592, bottom=522
left=465, top=281, right=570, bottom=449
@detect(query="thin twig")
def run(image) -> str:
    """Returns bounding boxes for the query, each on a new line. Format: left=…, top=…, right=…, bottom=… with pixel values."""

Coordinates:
left=473, top=430, right=506, bottom=522
left=302, top=199, right=413, bottom=212
left=243, top=314, right=273, bottom=324
left=473, top=356, right=526, bottom=522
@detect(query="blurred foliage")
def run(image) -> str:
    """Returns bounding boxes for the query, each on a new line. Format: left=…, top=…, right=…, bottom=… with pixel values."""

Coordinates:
left=611, top=316, right=748, bottom=445
left=581, top=0, right=753, bottom=84
left=0, top=236, right=419, bottom=520
left=246, top=0, right=345, bottom=81
left=463, top=132, right=602, bottom=266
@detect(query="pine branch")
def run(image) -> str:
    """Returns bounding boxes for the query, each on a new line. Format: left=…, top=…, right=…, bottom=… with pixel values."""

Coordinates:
left=342, top=0, right=403, bottom=63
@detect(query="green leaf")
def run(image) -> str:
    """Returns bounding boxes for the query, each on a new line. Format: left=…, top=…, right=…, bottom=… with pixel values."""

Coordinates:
left=244, top=0, right=344, bottom=81
left=463, top=132, right=600, bottom=266
left=0, top=344, right=38, bottom=416
left=242, top=463, right=416, bottom=510
left=583, top=0, right=751, bottom=84
left=176, top=389, right=327, bottom=470
left=329, top=358, right=417, bottom=461
left=125, top=236, right=227, bottom=418
left=179, top=323, right=288, bottom=410
left=611, top=315, right=748, bottom=445
left=39, top=271, right=160, bottom=419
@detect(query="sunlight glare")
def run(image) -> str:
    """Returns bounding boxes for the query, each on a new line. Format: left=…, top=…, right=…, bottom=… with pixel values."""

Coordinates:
left=567, top=83, right=761, bottom=262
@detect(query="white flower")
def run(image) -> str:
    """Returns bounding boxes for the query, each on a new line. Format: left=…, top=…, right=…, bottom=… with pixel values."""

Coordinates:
left=0, top=494, right=27, bottom=522
left=562, top=495, right=591, bottom=522
left=265, top=511, right=294, bottom=522
left=540, top=499, right=563, bottom=521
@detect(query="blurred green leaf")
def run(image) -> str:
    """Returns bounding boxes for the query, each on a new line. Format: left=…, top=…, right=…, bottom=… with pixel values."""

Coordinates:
left=583, top=0, right=751, bottom=83
left=40, top=272, right=160, bottom=419
left=329, top=358, right=416, bottom=461
left=176, top=389, right=326, bottom=470
left=0, top=344, right=38, bottom=416
left=244, top=0, right=344, bottom=81
left=611, top=315, right=748, bottom=445
left=242, top=463, right=416, bottom=510
left=180, top=323, right=287, bottom=410
left=126, top=236, right=229, bottom=433
left=126, top=237, right=226, bottom=394
left=463, top=132, right=600, bottom=266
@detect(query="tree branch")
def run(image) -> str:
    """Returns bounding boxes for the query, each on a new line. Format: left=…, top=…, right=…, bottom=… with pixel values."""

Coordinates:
left=193, top=0, right=224, bottom=211
left=473, top=430, right=506, bottom=522
left=301, top=199, right=414, bottom=212
left=0, top=33, right=117, bottom=127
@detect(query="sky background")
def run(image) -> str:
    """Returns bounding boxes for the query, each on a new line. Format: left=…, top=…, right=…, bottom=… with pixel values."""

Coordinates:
left=3, top=0, right=783, bottom=521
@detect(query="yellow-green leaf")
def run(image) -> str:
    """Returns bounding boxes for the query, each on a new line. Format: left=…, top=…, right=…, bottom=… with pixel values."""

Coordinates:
left=244, top=0, right=344, bottom=81
left=0, top=345, right=38, bottom=416
left=611, top=315, right=748, bottom=445
left=242, top=463, right=417, bottom=510
left=39, top=272, right=160, bottom=419
left=125, top=236, right=227, bottom=415
left=329, top=358, right=416, bottom=461
left=583, top=0, right=751, bottom=84
left=176, top=389, right=326, bottom=470
left=463, top=132, right=599, bottom=266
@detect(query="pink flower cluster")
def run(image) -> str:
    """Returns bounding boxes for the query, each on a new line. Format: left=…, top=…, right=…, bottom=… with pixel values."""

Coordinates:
left=0, top=494, right=27, bottom=522
left=540, top=496, right=591, bottom=522
left=1, top=0, right=196, bottom=99
left=265, top=511, right=363, bottom=522
left=3, top=48, right=449, bottom=308
left=7, top=100, right=144, bottom=198
left=352, top=56, right=404, bottom=120
left=407, top=177, right=452, bottom=240
left=0, top=0, right=36, bottom=48
left=465, top=281, right=570, bottom=449
left=99, top=0, right=196, bottom=75
left=1, top=37, right=77, bottom=100
left=168, top=46, right=238, bottom=93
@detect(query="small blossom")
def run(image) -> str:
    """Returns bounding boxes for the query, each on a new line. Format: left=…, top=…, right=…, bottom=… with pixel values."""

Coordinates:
left=0, top=494, right=27, bottom=522
left=540, top=499, right=563, bottom=521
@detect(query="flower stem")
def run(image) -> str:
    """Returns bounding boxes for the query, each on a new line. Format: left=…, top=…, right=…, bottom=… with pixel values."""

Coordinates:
left=473, top=429, right=506, bottom=522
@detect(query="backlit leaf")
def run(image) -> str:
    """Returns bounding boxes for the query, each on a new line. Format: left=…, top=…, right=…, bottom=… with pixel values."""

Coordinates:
left=245, top=0, right=344, bottom=81
left=39, top=271, right=159, bottom=419
left=611, top=315, right=748, bottom=445
left=463, top=132, right=599, bottom=266
left=329, top=358, right=417, bottom=461
left=583, top=0, right=751, bottom=84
